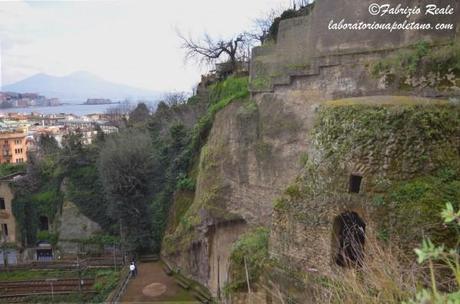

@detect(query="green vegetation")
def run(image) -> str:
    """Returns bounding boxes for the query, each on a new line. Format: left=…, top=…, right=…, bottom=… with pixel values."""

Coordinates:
left=378, top=170, right=460, bottom=250
left=408, top=202, right=460, bottom=302
left=67, top=164, right=112, bottom=231
left=176, top=174, right=196, bottom=191
left=269, top=101, right=460, bottom=302
left=0, top=267, right=118, bottom=282
left=268, top=2, right=315, bottom=42
left=100, top=76, right=246, bottom=253
left=371, top=41, right=460, bottom=89
left=0, top=163, right=26, bottom=177
left=191, top=76, right=249, bottom=153
left=13, top=116, right=161, bottom=252
left=225, top=227, right=269, bottom=294
left=91, top=268, right=122, bottom=303
left=313, top=103, right=460, bottom=176
left=161, top=76, right=249, bottom=254
left=98, top=130, right=155, bottom=251
left=0, top=268, right=120, bottom=303
left=36, top=230, right=58, bottom=246
left=12, top=143, right=64, bottom=246
left=250, top=75, right=271, bottom=91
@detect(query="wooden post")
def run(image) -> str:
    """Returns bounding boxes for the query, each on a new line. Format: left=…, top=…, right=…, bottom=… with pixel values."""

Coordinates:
left=217, top=255, right=221, bottom=300
left=113, top=244, right=117, bottom=272
left=244, top=256, right=251, bottom=294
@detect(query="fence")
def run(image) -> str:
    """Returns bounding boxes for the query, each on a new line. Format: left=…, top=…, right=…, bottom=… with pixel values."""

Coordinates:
left=105, top=266, right=131, bottom=304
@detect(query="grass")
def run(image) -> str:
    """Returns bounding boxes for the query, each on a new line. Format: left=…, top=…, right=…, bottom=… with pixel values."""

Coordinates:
left=0, top=268, right=119, bottom=282
left=0, top=269, right=74, bottom=281
left=261, top=236, right=427, bottom=304
left=325, top=96, right=448, bottom=107
left=313, top=241, right=420, bottom=303
left=371, top=41, right=460, bottom=89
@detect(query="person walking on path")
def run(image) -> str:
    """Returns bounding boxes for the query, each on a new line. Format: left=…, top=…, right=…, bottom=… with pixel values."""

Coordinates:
left=131, top=258, right=138, bottom=277
left=129, top=262, right=136, bottom=278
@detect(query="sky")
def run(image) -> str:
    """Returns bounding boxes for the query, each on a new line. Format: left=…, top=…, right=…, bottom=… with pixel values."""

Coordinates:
left=0, top=0, right=290, bottom=92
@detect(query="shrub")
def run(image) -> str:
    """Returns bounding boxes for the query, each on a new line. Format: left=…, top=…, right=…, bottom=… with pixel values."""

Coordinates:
left=405, top=202, right=460, bottom=303
left=371, top=41, right=460, bottom=88
left=268, top=3, right=315, bottom=42
left=225, top=227, right=270, bottom=294
left=0, top=163, right=26, bottom=177
left=176, top=174, right=196, bottom=191
left=36, top=231, right=59, bottom=246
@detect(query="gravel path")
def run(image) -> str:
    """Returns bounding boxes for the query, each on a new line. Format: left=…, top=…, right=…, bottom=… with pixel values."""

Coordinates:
left=121, top=262, right=197, bottom=303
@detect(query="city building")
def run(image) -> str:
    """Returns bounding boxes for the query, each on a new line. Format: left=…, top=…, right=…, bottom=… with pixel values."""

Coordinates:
left=0, top=173, right=25, bottom=265
left=0, top=129, right=29, bottom=164
left=0, top=173, right=24, bottom=245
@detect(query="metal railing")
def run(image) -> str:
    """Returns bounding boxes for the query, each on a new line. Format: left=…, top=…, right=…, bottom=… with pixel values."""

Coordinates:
left=106, top=266, right=131, bottom=304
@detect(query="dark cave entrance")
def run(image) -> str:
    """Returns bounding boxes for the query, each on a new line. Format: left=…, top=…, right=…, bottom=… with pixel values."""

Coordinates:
left=333, top=211, right=366, bottom=267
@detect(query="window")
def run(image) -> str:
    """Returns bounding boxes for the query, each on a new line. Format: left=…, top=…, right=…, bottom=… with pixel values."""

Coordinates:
left=0, top=198, right=5, bottom=210
left=333, top=212, right=366, bottom=267
left=349, top=174, right=363, bottom=193
left=1, top=224, right=8, bottom=236
left=15, top=139, right=21, bottom=144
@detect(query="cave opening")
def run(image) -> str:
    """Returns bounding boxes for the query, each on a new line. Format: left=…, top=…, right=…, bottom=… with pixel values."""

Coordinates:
left=334, top=211, right=366, bottom=267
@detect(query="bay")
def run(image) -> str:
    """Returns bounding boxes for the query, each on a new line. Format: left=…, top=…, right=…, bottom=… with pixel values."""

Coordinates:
left=0, top=103, right=118, bottom=116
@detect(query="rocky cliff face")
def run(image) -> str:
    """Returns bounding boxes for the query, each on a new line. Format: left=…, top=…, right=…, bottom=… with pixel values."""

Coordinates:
left=56, top=200, right=102, bottom=254
left=162, top=96, right=310, bottom=294
left=161, top=0, right=460, bottom=301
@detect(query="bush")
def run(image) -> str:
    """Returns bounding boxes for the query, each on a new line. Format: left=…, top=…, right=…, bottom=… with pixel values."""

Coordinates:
left=36, top=231, right=59, bottom=246
left=191, top=76, right=249, bottom=154
left=176, top=174, right=196, bottom=191
left=0, top=163, right=26, bottom=177
left=405, top=202, right=460, bottom=303
left=371, top=41, right=460, bottom=88
left=226, top=227, right=269, bottom=293
left=268, top=3, right=315, bottom=41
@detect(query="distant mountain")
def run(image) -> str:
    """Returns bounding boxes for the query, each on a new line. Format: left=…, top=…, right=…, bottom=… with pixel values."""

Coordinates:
left=3, top=71, right=161, bottom=103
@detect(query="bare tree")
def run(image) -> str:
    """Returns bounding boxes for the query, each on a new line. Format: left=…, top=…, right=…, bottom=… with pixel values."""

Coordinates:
left=162, top=91, right=189, bottom=107
left=293, top=0, right=315, bottom=9
left=178, top=31, right=247, bottom=72
left=105, top=100, right=133, bottom=125
left=245, top=9, right=278, bottom=44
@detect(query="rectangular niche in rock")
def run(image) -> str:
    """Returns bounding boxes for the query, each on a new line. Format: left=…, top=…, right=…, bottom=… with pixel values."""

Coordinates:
left=349, top=174, right=362, bottom=193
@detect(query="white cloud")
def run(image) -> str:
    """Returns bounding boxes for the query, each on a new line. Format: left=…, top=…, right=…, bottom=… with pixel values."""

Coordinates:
left=0, top=0, right=289, bottom=92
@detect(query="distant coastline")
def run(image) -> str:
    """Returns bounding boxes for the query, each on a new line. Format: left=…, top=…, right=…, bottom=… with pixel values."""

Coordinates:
left=0, top=103, right=119, bottom=116
left=80, top=101, right=120, bottom=105
left=85, top=98, right=110, bottom=105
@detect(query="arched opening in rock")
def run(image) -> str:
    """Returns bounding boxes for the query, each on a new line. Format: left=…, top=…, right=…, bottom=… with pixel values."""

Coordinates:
left=333, top=211, right=366, bottom=267
left=39, top=216, right=49, bottom=231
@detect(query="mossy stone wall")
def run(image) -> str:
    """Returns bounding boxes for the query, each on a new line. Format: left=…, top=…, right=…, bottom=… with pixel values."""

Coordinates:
left=271, top=100, right=460, bottom=282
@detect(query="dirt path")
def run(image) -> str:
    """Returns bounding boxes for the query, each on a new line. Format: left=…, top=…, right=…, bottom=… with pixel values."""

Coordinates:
left=121, top=262, right=198, bottom=303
